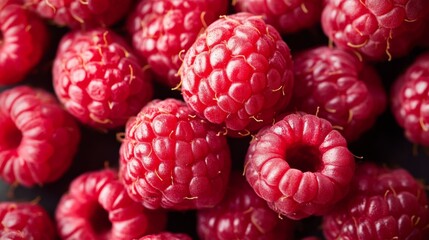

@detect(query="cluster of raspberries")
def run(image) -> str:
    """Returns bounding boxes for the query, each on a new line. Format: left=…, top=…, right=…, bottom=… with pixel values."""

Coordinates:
left=1, top=0, right=429, bottom=239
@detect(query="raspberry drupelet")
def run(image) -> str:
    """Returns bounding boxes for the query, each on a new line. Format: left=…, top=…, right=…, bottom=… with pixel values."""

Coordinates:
left=244, top=113, right=355, bottom=220
left=180, top=12, right=294, bottom=137
left=139, top=232, right=193, bottom=240
left=127, top=0, right=229, bottom=88
left=0, top=85, right=80, bottom=187
left=52, top=28, right=153, bottom=130
left=322, top=162, right=429, bottom=239
left=55, top=168, right=167, bottom=240
left=119, top=98, right=231, bottom=210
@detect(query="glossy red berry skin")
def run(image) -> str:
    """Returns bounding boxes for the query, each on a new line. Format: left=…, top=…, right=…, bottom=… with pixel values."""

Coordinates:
left=127, top=0, right=228, bottom=87
left=55, top=168, right=166, bottom=240
left=139, top=232, right=193, bottom=240
left=321, top=0, right=429, bottom=61
left=290, top=46, right=386, bottom=141
left=0, top=202, right=56, bottom=239
left=322, top=162, right=429, bottom=239
left=119, top=98, right=231, bottom=210
left=0, top=85, right=80, bottom=187
left=53, top=28, right=153, bottom=130
left=180, top=12, right=294, bottom=137
left=245, top=113, right=355, bottom=220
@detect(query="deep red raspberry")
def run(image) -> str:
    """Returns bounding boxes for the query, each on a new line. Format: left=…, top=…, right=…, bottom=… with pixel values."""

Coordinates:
left=321, top=0, right=429, bottom=61
left=139, top=232, right=192, bottom=240
left=0, top=85, right=80, bottom=187
left=244, top=113, right=355, bottom=220
left=322, top=162, right=429, bottom=239
left=55, top=168, right=167, bottom=240
left=119, top=98, right=231, bottom=210
left=52, top=28, right=153, bottom=130
left=24, top=0, right=132, bottom=29
left=233, top=0, right=323, bottom=34
left=0, top=202, right=56, bottom=239
left=290, top=46, right=386, bottom=141
left=180, top=12, right=294, bottom=137
left=127, top=0, right=228, bottom=88
left=391, top=52, right=429, bottom=146
left=197, top=172, right=296, bottom=240
left=0, top=3, right=48, bottom=85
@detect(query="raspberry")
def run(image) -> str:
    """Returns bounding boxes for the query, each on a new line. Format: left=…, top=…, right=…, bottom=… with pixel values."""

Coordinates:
left=127, top=0, right=228, bottom=88
left=322, top=162, right=429, bottom=239
left=0, top=202, right=56, bottom=239
left=244, top=113, right=355, bottom=220
left=197, top=172, right=296, bottom=240
left=119, top=98, right=231, bottom=210
left=25, top=0, right=132, bottom=29
left=55, top=168, right=166, bottom=240
left=139, top=232, right=192, bottom=240
left=391, top=52, right=429, bottom=146
left=52, top=28, right=153, bottom=130
left=0, top=85, right=80, bottom=187
left=233, top=0, right=323, bottom=34
left=321, top=0, right=429, bottom=61
left=290, top=46, right=387, bottom=141
left=180, top=12, right=294, bottom=137
left=0, top=3, right=48, bottom=85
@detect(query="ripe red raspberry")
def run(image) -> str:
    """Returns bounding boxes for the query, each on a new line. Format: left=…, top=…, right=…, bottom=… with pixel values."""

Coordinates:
left=55, top=168, right=167, bottom=240
left=322, top=162, right=429, bottom=239
left=197, top=173, right=296, bottom=240
left=244, top=113, right=355, bottom=220
left=24, top=0, right=132, bottom=29
left=127, top=0, right=228, bottom=88
left=119, top=98, right=231, bottom=210
left=0, top=85, right=80, bottom=187
left=233, top=0, right=323, bottom=34
left=180, top=12, right=294, bottom=137
left=53, top=28, right=153, bottom=130
left=139, top=232, right=192, bottom=240
left=0, top=202, right=56, bottom=239
left=0, top=3, right=48, bottom=85
left=321, top=0, right=429, bottom=61
left=391, top=52, right=429, bottom=146
left=290, top=46, right=387, bottom=141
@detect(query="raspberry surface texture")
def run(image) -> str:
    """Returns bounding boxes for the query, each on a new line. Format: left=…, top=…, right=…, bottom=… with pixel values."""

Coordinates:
left=391, top=52, right=429, bottom=146
left=322, top=162, right=429, bottom=239
left=127, top=0, right=228, bottom=87
left=244, top=113, right=355, bottom=220
left=290, top=46, right=386, bottom=141
left=55, top=168, right=166, bottom=240
left=321, top=0, right=429, bottom=61
left=139, top=232, right=192, bottom=240
left=119, top=98, right=231, bottom=210
left=0, top=3, right=48, bottom=85
left=0, top=85, right=80, bottom=187
left=197, top=172, right=296, bottom=240
left=25, top=0, right=132, bottom=29
left=52, top=28, right=153, bottom=130
left=233, top=0, right=323, bottom=34
left=180, top=12, right=294, bottom=136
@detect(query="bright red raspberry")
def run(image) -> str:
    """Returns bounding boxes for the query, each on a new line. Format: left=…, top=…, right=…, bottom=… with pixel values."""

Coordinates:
left=127, top=0, right=228, bottom=88
left=24, top=0, right=132, bottom=29
left=180, top=12, right=294, bottom=137
left=321, top=0, right=429, bottom=61
left=322, top=162, right=429, bottom=239
left=0, top=202, right=56, bottom=239
left=244, top=113, right=355, bottom=220
left=233, top=0, right=323, bottom=34
left=391, top=52, right=429, bottom=146
left=290, top=46, right=387, bottom=141
left=0, top=3, right=48, bottom=85
left=52, top=28, right=153, bottom=130
left=119, top=98, right=231, bottom=210
left=197, top=173, right=296, bottom=240
left=55, top=168, right=167, bottom=240
left=139, top=232, right=192, bottom=240
left=0, top=85, right=80, bottom=187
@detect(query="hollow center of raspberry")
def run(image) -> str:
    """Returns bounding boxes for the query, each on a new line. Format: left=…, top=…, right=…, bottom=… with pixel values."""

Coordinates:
left=285, top=144, right=322, bottom=172
left=89, top=204, right=112, bottom=235
left=0, top=119, right=22, bottom=149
